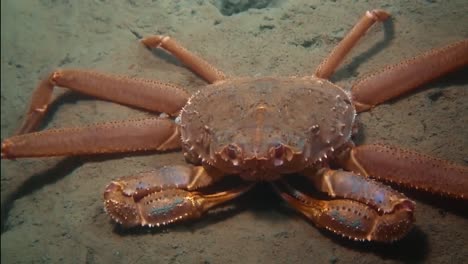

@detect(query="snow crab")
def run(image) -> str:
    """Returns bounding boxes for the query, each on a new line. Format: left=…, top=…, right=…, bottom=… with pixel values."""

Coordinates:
left=2, top=10, right=467, bottom=242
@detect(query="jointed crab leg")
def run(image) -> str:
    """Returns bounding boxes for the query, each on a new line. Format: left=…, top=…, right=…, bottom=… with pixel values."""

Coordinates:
left=15, top=69, right=189, bottom=135
left=141, top=35, right=227, bottom=84
left=271, top=179, right=414, bottom=242
left=314, top=9, right=390, bottom=79
left=352, top=39, right=468, bottom=112
left=341, top=144, right=468, bottom=199
left=305, top=168, right=413, bottom=214
left=106, top=165, right=226, bottom=200
left=104, top=165, right=253, bottom=227
left=1, top=118, right=180, bottom=159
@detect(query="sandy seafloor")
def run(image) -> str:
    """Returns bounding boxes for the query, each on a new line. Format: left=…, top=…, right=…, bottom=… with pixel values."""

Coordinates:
left=1, top=0, right=467, bottom=263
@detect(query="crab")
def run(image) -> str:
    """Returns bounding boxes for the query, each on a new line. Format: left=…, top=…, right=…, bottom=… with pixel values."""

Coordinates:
left=1, top=9, right=467, bottom=242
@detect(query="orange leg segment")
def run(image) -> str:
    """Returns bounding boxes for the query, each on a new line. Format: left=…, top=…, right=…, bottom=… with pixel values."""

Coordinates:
left=352, top=39, right=468, bottom=112
left=1, top=118, right=180, bottom=159
left=314, top=9, right=390, bottom=79
left=342, top=144, right=468, bottom=199
left=15, top=69, right=189, bottom=135
left=141, top=35, right=226, bottom=84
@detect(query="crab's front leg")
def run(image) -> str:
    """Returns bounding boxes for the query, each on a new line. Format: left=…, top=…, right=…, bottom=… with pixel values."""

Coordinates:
left=104, top=165, right=253, bottom=227
left=272, top=168, right=415, bottom=242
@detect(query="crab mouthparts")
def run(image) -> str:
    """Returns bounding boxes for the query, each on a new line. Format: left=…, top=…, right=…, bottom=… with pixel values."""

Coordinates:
left=220, top=142, right=295, bottom=168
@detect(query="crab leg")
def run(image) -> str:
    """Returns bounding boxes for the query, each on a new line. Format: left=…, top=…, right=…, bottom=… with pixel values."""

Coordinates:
left=305, top=168, right=413, bottom=214
left=106, top=165, right=225, bottom=197
left=314, top=9, right=390, bottom=79
left=271, top=179, right=414, bottom=242
left=1, top=118, right=180, bottom=159
left=141, top=35, right=226, bottom=84
left=104, top=165, right=253, bottom=227
left=351, top=39, right=468, bottom=112
left=341, top=144, right=468, bottom=199
left=14, top=69, right=189, bottom=135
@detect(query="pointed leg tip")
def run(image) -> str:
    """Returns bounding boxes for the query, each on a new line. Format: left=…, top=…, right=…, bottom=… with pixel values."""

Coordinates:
left=1, top=140, right=12, bottom=159
left=140, top=35, right=168, bottom=48
left=140, top=37, right=157, bottom=47
left=368, top=10, right=391, bottom=21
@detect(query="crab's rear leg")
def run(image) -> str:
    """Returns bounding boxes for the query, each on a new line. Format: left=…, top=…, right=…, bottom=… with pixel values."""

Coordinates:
left=341, top=144, right=468, bottom=199
left=104, top=165, right=253, bottom=227
left=314, top=9, right=390, bottom=79
left=141, top=35, right=226, bottom=84
left=272, top=175, right=414, bottom=242
left=14, top=69, right=189, bottom=135
left=351, top=39, right=468, bottom=112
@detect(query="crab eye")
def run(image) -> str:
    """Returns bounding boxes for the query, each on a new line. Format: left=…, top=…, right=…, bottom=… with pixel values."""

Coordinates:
left=225, top=144, right=242, bottom=160
left=274, top=144, right=284, bottom=159
left=270, top=143, right=293, bottom=163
